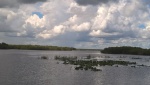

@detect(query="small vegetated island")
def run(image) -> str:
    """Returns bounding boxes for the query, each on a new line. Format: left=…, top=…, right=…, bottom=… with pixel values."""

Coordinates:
left=101, top=46, right=150, bottom=55
left=0, top=42, right=76, bottom=51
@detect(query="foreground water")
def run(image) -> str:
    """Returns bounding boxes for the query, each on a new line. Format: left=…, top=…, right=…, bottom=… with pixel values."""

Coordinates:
left=0, top=50, right=150, bottom=85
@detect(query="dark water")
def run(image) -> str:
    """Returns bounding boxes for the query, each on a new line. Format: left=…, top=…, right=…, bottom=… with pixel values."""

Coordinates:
left=0, top=50, right=150, bottom=85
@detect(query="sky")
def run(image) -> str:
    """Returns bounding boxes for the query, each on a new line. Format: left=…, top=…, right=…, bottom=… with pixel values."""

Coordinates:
left=0, top=0, right=150, bottom=49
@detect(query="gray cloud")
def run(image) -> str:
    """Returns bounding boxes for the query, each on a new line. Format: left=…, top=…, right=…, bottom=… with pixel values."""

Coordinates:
left=17, top=0, right=47, bottom=4
left=0, top=0, right=17, bottom=8
left=75, top=0, right=118, bottom=5
left=98, top=31, right=137, bottom=41
left=0, top=0, right=47, bottom=8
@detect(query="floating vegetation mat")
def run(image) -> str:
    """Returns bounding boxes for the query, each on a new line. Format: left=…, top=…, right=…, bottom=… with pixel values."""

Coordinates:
left=54, top=55, right=137, bottom=71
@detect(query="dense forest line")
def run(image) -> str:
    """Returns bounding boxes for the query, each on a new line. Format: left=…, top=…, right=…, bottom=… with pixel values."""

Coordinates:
left=0, top=42, right=76, bottom=51
left=101, top=46, right=150, bottom=55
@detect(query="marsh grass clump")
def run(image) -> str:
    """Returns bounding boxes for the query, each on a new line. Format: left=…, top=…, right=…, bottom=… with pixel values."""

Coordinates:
left=137, top=64, right=145, bottom=67
left=40, top=56, right=48, bottom=60
left=75, top=65, right=84, bottom=70
left=55, top=55, right=77, bottom=61
left=55, top=55, right=77, bottom=64
left=91, top=67, right=102, bottom=71
left=132, top=57, right=142, bottom=59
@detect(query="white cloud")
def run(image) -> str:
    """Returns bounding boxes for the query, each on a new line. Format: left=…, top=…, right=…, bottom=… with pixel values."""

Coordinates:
left=68, top=15, right=78, bottom=24
left=72, top=22, right=90, bottom=31
left=89, top=30, right=101, bottom=36
left=67, top=2, right=87, bottom=14
left=36, top=25, right=66, bottom=39
left=53, top=25, right=66, bottom=34
left=37, top=31, right=52, bottom=39
left=25, top=14, right=46, bottom=28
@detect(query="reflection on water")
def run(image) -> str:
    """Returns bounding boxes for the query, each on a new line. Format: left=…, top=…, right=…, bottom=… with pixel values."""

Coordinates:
left=0, top=50, right=150, bottom=85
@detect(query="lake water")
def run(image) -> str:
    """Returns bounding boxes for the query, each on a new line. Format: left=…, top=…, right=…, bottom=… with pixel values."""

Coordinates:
left=0, top=50, right=150, bottom=85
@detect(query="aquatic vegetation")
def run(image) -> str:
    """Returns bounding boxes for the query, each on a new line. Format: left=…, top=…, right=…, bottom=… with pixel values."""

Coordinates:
left=40, top=56, right=48, bottom=59
left=118, top=56, right=127, bottom=58
left=137, top=64, right=145, bottom=67
left=55, top=55, right=137, bottom=71
left=132, top=57, right=142, bottom=59
left=55, top=56, right=77, bottom=61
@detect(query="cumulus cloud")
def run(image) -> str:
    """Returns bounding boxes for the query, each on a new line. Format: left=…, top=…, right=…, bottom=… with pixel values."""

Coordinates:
left=25, top=14, right=46, bottom=28
left=89, top=0, right=149, bottom=41
left=37, top=25, right=66, bottom=39
left=0, top=8, right=23, bottom=32
left=72, top=22, right=91, bottom=31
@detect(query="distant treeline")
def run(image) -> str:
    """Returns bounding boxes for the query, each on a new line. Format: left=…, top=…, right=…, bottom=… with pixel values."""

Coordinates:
left=0, top=42, right=76, bottom=51
left=101, top=46, right=150, bottom=55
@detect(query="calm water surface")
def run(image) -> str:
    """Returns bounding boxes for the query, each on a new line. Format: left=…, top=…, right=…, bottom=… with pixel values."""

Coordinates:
left=0, top=50, right=150, bottom=85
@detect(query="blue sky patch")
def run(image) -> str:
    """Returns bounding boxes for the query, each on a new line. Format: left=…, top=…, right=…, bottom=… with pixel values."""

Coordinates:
left=138, top=24, right=146, bottom=29
left=32, top=12, right=43, bottom=18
